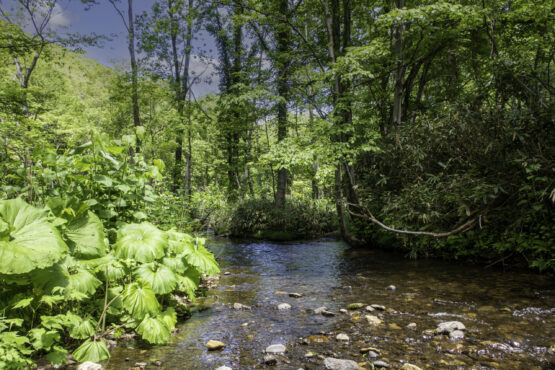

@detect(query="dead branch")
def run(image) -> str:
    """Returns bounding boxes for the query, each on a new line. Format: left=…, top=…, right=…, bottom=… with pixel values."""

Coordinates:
left=346, top=202, right=479, bottom=238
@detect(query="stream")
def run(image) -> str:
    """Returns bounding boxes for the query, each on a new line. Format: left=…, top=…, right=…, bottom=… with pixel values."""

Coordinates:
left=106, top=237, right=554, bottom=369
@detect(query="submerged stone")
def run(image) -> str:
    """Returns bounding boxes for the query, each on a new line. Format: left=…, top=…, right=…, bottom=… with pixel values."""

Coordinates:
left=336, top=333, right=350, bottom=341
left=365, top=315, right=383, bottom=326
left=265, top=344, right=286, bottom=353
left=323, top=357, right=359, bottom=370
left=278, top=303, right=292, bottom=310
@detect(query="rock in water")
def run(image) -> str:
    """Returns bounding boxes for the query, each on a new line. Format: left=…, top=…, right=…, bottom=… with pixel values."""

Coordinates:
left=370, top=304, right=386, bottom=311
left=264, top=355, right=278, bottom=365
left=215, top=367, right=232, bottom=370
left=336, top=333, right=350, bottom=341
left=233, top=303, right=250, bottom=310
left=365, top=315, right=383, bottom=326
left=386, top=285, right=396, bottom=290
left=77, top=362, right=103, bottom=370
left=277, top=303, right=292, bottom=310
left=450, top=330, right=465, bottom=340
left=314, top=306, right=328, bottom=314
left=265, top=344, right=286, bottom=354
left=321, top=310, right=336, bottom=317
left=436, top=321, right=466, bottom=335
left=401, top=364, right=422, bottom=370
left=323, top=357, right=359, bottom=370
left=289, top=293, right=303, bottom=298
left=406, top=322, right=417, bottom=330
left=206, top=340, right=227, bottom=350
left=347, top=303, right=365, bottom=310
left=373, top=360, right=390, bottom=368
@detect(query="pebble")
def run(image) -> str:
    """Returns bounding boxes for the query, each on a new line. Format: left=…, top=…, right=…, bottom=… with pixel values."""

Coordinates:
left=134, top=363, right=147, bottom=369
left=305, top=352, right=315, bottom=358
left=339, top=309, right=348, bottom=314
left=436, top=321, right=466, bottom=335
left=336, top=333, right=350, bottom=341
left=206, top=340, right=227, bottom=350
left=215, top=367, right=232, bottom=370
left=314, top=306, right=328, bottom=314
left=233, top=303, right=250, bottom=310
left=152, top=360, right=163, bottom=366
left=365, top=305, right=375, bottom=312
left=386, top=285, right=396, bottom=290
left=303, top=335, right=329, bottom=344
left=321, top=310, right=336, bottom=317
left=450, top=330, right=465, bottom=340
left=371, top=304, right=386, bottom=311
left=289, top=293, right=303, bottom=298
left=323, top=357, right=359, bottom=370
left=224, top=271, right=231, bottom=275
left=265, top=344, right=286, bottom=354
left=77, top=362, right=103, bottom=370
left=347, top=303, right=365, bottom=310
left=401, top=364, right=422, bottom=370
left=406, top=322, right=417, bottom=330
left=365, top=315, right=383, bottom=326
left=373, top=360, right=390, bottom=368
left=277, top=303, right=292, bottom=310
left=359, top=347, right=380, bottom=354
left=264, top=354, right=278, bottom=365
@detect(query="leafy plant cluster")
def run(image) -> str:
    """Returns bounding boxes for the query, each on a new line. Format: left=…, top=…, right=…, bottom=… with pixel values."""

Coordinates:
left=0, top=196, right=218, bottom=368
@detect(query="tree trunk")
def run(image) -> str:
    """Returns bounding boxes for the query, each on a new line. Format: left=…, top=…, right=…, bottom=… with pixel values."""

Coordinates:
left=128, top=0, right=141, bottom=153
left=392, top=0, right=405, bottom=126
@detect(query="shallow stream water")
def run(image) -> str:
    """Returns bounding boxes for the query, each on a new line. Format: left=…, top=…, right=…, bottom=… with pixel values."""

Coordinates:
left=107, top=238, right=554, bottom=369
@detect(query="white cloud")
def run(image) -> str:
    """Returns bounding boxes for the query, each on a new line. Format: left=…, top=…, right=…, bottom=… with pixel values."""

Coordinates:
left=48, top=3, right=72, bottom=29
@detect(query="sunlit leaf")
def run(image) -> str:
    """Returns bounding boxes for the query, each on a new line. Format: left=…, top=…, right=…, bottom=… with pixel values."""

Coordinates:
left=115, top=222, right=167, bottom=263
left=72, top=338, right=110, bottom=363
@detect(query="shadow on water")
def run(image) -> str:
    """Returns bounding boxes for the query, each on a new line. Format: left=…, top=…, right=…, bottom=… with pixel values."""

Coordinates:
left=106, top=238, right=554, bottom=369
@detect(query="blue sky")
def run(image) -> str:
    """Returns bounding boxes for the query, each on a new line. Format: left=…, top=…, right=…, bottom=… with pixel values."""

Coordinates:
left=1, top=0, right=219, bottom=96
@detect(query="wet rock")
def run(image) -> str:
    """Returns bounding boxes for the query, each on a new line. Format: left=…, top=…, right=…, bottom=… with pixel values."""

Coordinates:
left=304, top=335, right=329, bottom=344
left=224, top=271, right=231, bottom=275
left=264, top=355, right=278, bottom=365
left=388, top=323, right=402, bottom=330
left=365, top=315, right=383, bottom=326
left=289, top=293, right=303, bottom=298
left=386, top=285, right=396, bottom=290
left=401, top=364, right=422, bottom=370
left=77, top=362, right=103, bottom=370
left=321, top=310, right=336, bottom=317
left=359, top=347, right=380, bottom=355
left=365, top=305, right=375, bottom=312
left=215, top=367, right=232, bottom=370
left=371, top=304, right=386, bottom=311
left=305, top=352, right=315, bottom=358
left=134, top=363, right=147, bottom=369
left=549, top=345, right=555, bottom=355
left=314, top=306, right=328, bottom=314
left=339, top=309, right=348, bottom=314
left=233, top=302, right=250, bottom=310
left=241, top=322, right=249, bottom=327
left=323, top=357, right=359, bottom=370
left=450, top=330, right=465, bottom=340
left=206, top=340, right=227, bottom=350
left=373, top=360, right=390, bottom=368
left=265, top=344, right=286, bottom=354
left=336, top=333, right=350, bottom=341
left=152, top=360, right=163, bottom=366
left=436, top=321, right=466, bottom=335
left=347, top=303, right=365, bottom=310
left=406, top=323, right=417, bottom=330
left=278, top=303, right=292, bottom=310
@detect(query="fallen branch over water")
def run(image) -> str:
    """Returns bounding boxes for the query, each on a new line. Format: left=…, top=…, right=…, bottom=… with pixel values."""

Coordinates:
left=346, top=202, right=479, bottom=238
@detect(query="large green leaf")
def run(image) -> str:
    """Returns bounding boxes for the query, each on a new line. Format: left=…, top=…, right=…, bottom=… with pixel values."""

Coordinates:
left=122, top=279, right=160, bottom=320
left=81, top=253, right=126, bottom=282
left=134, top=263, right=177, bottom=295
left=115, top=222, right=167, bottom=263
left=0, top=198, right=68, bottom=274
left=136, top=314, right=170, bottom=344
left=69, top=318, right=97, bottom=340
left=159, top=307, right=177, bottom=331
left=65, top=211, right=106, bottom=259
left=162, top=256, right=186, bottom=274
left=166, top=230, right=193, bottom=255
left=67, top=269, right=102, bottom=296
left=72, top=339, right=110, bottom=363
left=181, top=238, right=219, bottom=276
left=178, top=268, right=200, bottom=298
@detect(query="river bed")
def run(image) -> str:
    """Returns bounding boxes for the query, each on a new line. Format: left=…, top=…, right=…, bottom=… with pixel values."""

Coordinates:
left=106, top=238, right=554, bottom=369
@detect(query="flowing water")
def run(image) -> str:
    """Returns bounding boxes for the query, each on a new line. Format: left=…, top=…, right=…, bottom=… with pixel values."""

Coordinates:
left=107, top=238, right=554, bottom=369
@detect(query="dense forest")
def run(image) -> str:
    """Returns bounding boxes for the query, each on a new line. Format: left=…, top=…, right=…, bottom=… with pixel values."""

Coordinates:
left=0, top=0, right=553, bottom=367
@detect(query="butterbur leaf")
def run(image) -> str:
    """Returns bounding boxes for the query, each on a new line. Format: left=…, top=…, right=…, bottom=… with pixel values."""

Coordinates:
left=29, top=328, right=60, bottom=350
left=182, top=239, right=219, bottom=276
left=136, top=315, right=170, bottom=344
left=69, top=318, right=96, bottom=340
left=134, top=263, right=177, bottom=295
left=159, top=307, right=177, bottom=331
left=122, top=279, right=160, bottom=320
left=162, top=256, right=186, bottom=274
left=65, top=211, right=106, bottom=259
left=67, top=269, right=102, bottom=296
left=166, top=230, right=193, bottom=255
left=73, top=338, right=110, bottom=363
left=45, top=345, right=68, bottom=365
left=179, top=268, right=200, bottom=298
left=82, top=253, right=126, bottom=281
left=115, top=222, right=167, bottom=263
left=0, top=198, right=68, bottom=274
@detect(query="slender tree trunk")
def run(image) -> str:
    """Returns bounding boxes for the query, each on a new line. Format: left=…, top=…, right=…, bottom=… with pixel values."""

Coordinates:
left=128, top=0, right=141, bottom=153
left=275, top=0, right=291, bottom=206
left=392, top=0, right=405, bottom=126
